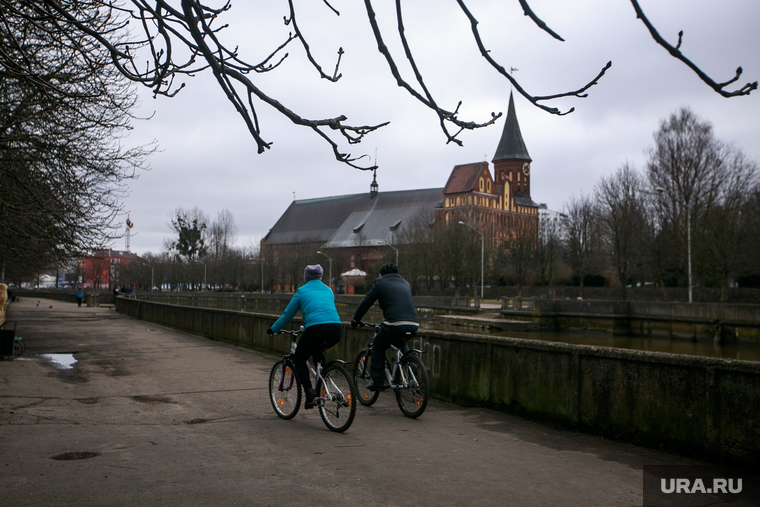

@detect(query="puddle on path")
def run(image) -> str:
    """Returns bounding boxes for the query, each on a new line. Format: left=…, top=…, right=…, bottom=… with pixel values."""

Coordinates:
left=39, top=353, right=77, bottom=369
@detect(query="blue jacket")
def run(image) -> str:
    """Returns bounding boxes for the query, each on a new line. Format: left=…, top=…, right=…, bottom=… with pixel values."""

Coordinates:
left=271, top=280, right=341, bottom=333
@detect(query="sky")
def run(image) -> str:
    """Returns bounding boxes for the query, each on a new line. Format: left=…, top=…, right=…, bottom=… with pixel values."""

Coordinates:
left=119, top=0, right=760, bottom=256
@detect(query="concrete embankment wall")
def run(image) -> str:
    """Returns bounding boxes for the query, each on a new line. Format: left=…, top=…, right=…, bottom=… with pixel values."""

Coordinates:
left=504, top=299, right=760, bottom=339
left=137, top=293, right=480, bottom=315
left=116, top=297, right=760, bottom=464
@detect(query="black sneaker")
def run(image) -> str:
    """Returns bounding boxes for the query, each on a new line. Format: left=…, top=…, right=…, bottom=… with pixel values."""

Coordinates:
left=367, top=381, right=387, bottom=392
left=304, top=388, right=317, bottom=409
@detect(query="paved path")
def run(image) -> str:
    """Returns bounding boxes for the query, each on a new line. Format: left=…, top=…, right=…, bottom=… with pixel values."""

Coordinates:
left=0, top=298, right=705, bottom=506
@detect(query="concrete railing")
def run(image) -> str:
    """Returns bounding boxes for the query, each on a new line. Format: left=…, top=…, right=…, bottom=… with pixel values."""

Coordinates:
left=116, top=296, right=760, bottom=464
left=13, top=289, right=116, bottom=306
left=502, top=299, right=760, bottom=338
left=133, top=292, right=481, bottom=314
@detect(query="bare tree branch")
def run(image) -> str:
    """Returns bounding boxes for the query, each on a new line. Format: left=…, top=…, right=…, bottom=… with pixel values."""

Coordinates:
left=630, top=0, right=757, bottom=97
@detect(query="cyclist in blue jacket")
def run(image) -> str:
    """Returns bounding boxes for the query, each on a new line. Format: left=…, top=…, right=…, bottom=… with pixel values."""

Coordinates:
left=267, top=265, right=342, bottom=409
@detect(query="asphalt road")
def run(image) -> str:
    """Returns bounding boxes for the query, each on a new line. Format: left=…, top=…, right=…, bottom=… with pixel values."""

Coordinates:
left=0, top=297, right=706, bottom=506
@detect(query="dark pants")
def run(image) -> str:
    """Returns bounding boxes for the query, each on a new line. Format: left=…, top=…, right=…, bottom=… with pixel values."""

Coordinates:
left=370, top=324, right=417, bottom=384
left=77, top=298, right=82, bottom=308
left=292, top=323, right=341, bottom=391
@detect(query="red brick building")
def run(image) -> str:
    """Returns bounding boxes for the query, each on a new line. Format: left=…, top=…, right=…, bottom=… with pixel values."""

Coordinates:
left=79, top=249, right=143, bottom=289
left=435, top=92, right=538, bottom=247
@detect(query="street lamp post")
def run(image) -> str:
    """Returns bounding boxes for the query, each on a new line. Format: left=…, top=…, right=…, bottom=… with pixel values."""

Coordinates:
left=143, top=263, right=154, bottom=291
left=686, top=202, right=693, bottom=304
left=388, top=229, right=399, bottom=266
left=458, top=221, right=484, bottom=300
left=387, top=244, right=399, bottom=266
left=316, top=251, right=333, bottom=290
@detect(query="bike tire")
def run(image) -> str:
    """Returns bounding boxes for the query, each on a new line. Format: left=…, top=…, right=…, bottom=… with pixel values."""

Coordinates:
left=269, top=359, right=301, bottom=420
left=353, top=349, right=379, bottom=406
left=318, top=364, right=357, bottom=433
left=395, top=354, right=430, bottom=418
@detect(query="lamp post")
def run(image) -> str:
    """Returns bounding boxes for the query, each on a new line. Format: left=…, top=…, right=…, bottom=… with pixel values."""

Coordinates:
left=143, top=263, right=154, bottom=291
left=199, top=261, right=206, bottom=291
left=388, top=228, right=399, bottom=266
left=387, top=244, right=399, bottom=266
left=316, top=251, right=333, bottom=290
left=686, top=201, right=693, bottom=304
left=458, top=221, right=484, bottom=300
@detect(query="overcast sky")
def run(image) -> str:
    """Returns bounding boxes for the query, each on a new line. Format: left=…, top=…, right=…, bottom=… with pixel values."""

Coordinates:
left=119, top=0, right=760, bottom=256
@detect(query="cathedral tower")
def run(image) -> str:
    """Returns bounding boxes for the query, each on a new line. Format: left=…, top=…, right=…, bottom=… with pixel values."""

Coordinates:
left=492, top=92, right=532, bottom=199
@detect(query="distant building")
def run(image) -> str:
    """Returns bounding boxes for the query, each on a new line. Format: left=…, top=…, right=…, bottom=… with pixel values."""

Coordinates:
left=538, top=203, right=567, bottom=226
left=79, top=249, right=143, bottom=289
left=261, top=92, right=541, bottom=290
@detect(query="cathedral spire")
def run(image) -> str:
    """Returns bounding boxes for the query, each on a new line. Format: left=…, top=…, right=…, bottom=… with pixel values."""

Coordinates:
left=492, top=92, right=531, bottom=163
left=370, top=167, right=378, bottom=197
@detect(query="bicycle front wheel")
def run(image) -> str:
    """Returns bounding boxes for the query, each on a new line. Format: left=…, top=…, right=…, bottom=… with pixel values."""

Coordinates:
left=319, top=364, right=357, bottom=433
left=353, top=349, right=379, bottom=406
left=269, top=359, right=301, bottom=420
left=395, top=354, right=430, bottom=418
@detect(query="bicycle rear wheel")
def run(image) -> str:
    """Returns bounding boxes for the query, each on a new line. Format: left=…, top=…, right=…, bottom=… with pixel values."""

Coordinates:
left=395, top=354, right=430, bottom=418
left=269, top=359, right=301, bottom=420
left=352, top=349, right=379, bottom=406
left=319, top=365, right=357, bottom=433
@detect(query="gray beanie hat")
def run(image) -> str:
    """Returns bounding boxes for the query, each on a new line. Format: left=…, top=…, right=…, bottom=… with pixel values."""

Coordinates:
left=304, top=264, right=324, bottom=282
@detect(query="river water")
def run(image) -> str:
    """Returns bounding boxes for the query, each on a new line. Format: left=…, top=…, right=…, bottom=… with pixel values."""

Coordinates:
left=419, top=320, right=760, bottom=362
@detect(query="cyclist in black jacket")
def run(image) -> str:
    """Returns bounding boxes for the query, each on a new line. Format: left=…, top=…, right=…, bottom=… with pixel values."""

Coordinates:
left=351, top=262, right=418, bottom=391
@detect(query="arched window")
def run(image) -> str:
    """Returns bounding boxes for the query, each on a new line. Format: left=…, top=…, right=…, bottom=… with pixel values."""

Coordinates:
left=479, top=177, right=484, bottom=192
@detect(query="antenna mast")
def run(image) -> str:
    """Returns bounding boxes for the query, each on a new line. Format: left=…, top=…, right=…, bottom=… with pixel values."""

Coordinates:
left=125, top=216, right=134, bottom=252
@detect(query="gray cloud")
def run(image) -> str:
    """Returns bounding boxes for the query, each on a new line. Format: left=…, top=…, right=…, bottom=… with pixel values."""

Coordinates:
left=119, top=0, right=760, bottom=255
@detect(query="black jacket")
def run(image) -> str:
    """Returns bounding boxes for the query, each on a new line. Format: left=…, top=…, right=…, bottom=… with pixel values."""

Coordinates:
left=352, top=273, right=418, bottom=324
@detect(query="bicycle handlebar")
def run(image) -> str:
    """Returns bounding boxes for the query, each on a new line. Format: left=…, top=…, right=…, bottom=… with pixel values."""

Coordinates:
left=358, top=321, right=380, bottom=329
left=275, top=326, right=305, bottom=336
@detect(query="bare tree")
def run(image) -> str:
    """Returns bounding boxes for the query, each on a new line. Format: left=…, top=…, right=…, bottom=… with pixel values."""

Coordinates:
left=168, top=207, right=209, bottom=263
left=647, top=108, right=726, bottom=300
left=0, top=2, right=153, bottom=277
left=397, top=209, right=438, bottom=294
left=1, top=1, right=754, bottom=171
left=208, top=209, right=238, bottom=287
left=701, top=148, right=758, bottom=301
left=534, top=216, right=563, bottom=297
left=564, top=192, right=600, bottom=299
left=595, top=163, right=647, bottom=300
left=502, top=218, right=535, bottom=298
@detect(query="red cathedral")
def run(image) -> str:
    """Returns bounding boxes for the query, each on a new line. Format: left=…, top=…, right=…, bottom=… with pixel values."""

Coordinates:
left=261, top=93, right=538, bottom=290
left=435, top=93, right=538, bottom=246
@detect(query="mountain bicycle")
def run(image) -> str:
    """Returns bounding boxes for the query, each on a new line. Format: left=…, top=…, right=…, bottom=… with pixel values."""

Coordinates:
left=268, top=327, right=357, bottom=433
left=352, top=322, right=430, bottom=418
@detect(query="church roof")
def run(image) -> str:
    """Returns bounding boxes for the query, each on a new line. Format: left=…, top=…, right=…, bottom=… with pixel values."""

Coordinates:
left=492, top=92, right=531, bottom=163
left=443, top=162, right=489, bottom=195
left=264, top=188, right=443, bottom=248
left=514, top=195, right=539, bottom=208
